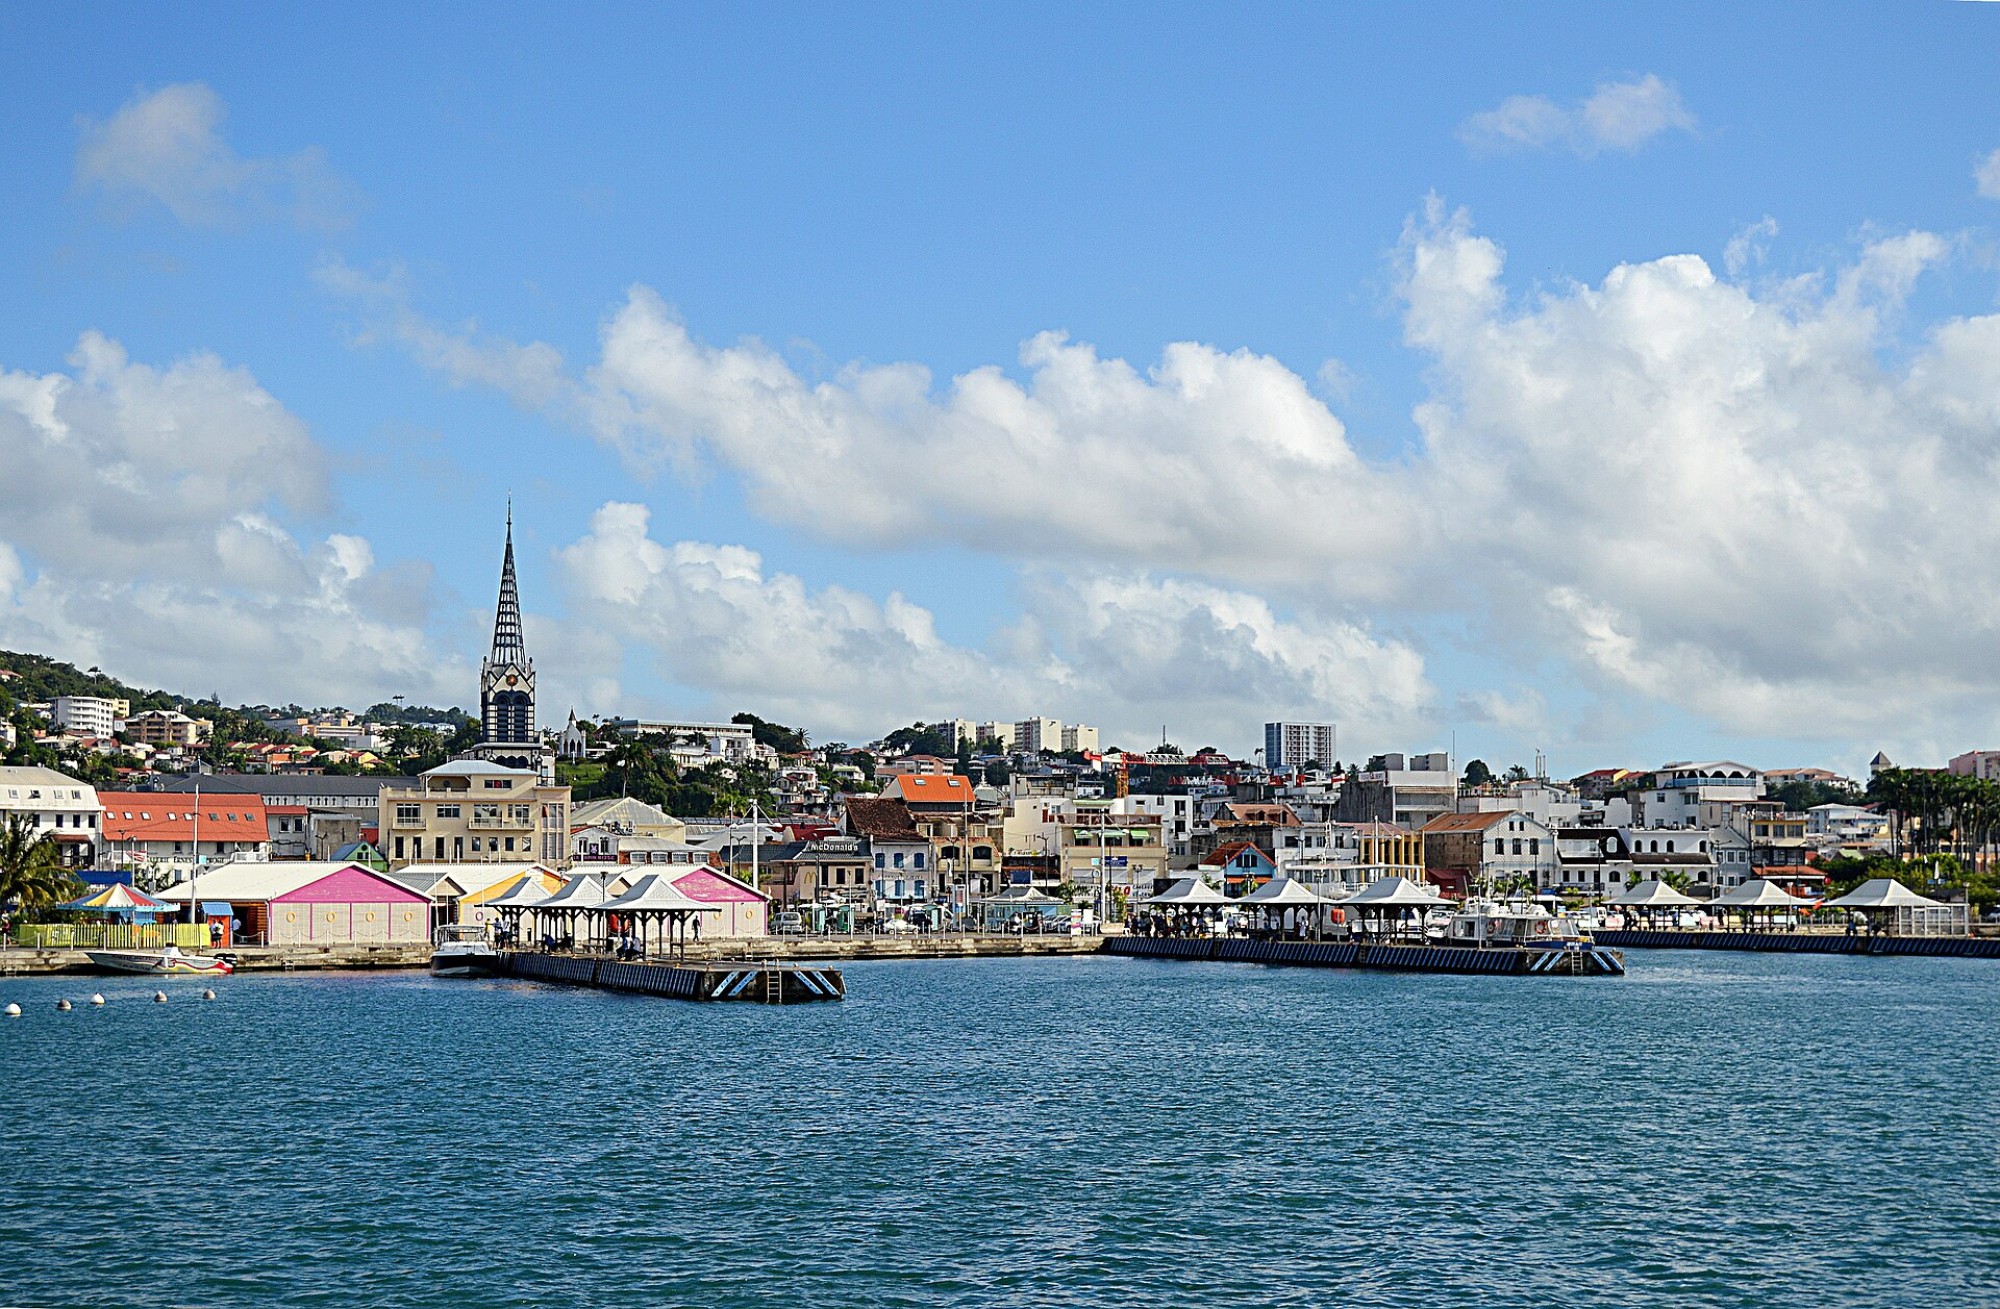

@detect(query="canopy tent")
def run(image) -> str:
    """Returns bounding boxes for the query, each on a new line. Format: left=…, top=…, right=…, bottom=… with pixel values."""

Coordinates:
left=59, top=883, right=174, bottom=916
left=1340, top=875, right=1449, bottom=942
left=973, top=883, right=1067, bottom=931
left=484, top=872, right=554, bottom=944
left=1609, top=880, right=1699, bottom=907
left=1824, top=877, right=1968, bottom=938
left=1138, top=877, right=1228, bottom=906
left=1239, top=875, right=1326, bottom=938
left=1340, top=876, right=1449, bottom=907
left=600, top=873, right=722, bottom=958
left=1713, top=878, right=1810, bottom=908
left=535, top=872, right=610, bottom=950
left=1824, top=878, right=1943, bottom=910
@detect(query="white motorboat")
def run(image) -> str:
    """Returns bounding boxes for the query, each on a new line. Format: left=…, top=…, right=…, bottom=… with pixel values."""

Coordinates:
left=85, top=944, right=236, bottom=976
left=1441, top=897, right=1590, bottom=949
left=430, top=923, right=499, bottom=977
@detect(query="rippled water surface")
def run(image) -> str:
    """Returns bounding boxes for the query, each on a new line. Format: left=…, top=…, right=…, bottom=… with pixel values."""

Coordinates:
left=2, top=952, right=1997, bottom=1307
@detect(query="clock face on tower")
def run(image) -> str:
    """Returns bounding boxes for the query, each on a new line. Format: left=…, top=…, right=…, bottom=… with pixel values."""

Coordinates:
left=506, top=673, right=519, bottom=686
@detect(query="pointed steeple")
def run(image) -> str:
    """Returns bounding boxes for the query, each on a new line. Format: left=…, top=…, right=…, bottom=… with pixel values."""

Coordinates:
left=489, top=500, right=526, bottom=665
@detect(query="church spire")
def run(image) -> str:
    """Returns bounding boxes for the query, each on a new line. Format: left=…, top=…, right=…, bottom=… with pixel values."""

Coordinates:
left=489, top=502, right=526, bottom=665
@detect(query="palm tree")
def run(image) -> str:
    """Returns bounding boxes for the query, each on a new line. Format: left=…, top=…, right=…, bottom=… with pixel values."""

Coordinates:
left=0, top=815, right=82, bottom=918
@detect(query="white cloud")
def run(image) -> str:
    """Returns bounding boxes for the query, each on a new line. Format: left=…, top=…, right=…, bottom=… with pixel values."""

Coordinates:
left=75, top=83, right=356, bottom=229
left=335, top=199, right=2000, bottom=757
left=553, top=502, right=1432, bottom=750
left=0, top=334, right=461, bottom=708
left=1460, top=74, right=1695, bottom=157
left=1723, top=216, right=1779, bottom=277
left=1977, top=147, right=2000, bottom=201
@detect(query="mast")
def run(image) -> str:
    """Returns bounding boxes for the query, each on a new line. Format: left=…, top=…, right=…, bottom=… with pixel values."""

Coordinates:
left=750, top=798, right=760, bottom=893
left=187, top=783, right=200, bottom=929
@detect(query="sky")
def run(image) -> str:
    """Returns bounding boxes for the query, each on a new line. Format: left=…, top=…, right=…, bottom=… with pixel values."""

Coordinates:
left=3, top=3, right=2000, bottom=774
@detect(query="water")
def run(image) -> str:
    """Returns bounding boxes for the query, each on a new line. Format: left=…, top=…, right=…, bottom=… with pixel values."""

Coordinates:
left=1, top=953, right=1996, bottom=1308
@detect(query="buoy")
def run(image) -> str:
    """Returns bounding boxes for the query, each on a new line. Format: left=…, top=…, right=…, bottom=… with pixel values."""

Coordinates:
left=57, top=999, right=73, bottom=1011
left=90, top=993, right=106, bottom=1006
left=3, top=1003, right=19, bottom=1018
left=153, top=991, right=168, bottom=1004
left=201, top=989, right=216, bottom=1001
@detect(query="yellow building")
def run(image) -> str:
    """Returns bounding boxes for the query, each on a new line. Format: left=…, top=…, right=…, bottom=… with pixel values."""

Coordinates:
left=380, top=760, right=571, bottom=870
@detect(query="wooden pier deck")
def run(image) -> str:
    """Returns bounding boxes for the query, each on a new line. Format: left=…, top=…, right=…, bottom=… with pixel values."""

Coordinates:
left=495, top=950, right=844, bottom=1003
left=1106, top=936, right=1625, bottom=976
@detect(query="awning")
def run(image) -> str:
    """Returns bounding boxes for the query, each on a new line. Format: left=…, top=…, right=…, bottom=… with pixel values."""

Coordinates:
left=200, top=901, right=234, bottom=917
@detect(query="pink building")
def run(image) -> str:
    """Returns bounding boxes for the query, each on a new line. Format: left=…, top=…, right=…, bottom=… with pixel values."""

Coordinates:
left=159, top=860, right=431, bottom=945
left=653, top=865, right=769, bottom=937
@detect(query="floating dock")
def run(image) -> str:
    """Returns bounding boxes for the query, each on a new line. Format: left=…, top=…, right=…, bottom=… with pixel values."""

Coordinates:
left=494, top=951, right=844, bottom=1003
left=1106, top=937, right=1625, bottom=976
left=1592, top=930, right=2000, bottom=959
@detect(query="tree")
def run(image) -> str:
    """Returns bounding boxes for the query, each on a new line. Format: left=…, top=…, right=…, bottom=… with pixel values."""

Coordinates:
left=732, top=712, right=809, bottom=754
left=1503, top=764, right=1531, bottom=784
left=0, top=815, right=82, bottom=918
left=1462, top=759, right=1493, bottom=788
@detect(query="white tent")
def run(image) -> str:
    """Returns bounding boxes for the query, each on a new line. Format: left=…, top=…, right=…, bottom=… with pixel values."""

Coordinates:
left=1824, top=878, right=1943, bottom=909
left=600, top=873, right=722, bottom=916
left=1712, top=878, right=1810, bottom=909
left=1340, top=875, right=1449, bottom=907
left=1240, top=876, right=1324, bottom=906
left=485, top=874, right=554, bottom=909
left=1138, top=876, right=1228, bottom=906
left=1610, top=879, right=1699, bottom=908
left=538, top=871, right=610, bottom=909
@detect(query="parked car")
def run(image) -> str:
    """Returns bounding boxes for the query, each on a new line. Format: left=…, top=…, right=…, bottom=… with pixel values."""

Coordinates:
left=771, top=911, right=806, bottom=935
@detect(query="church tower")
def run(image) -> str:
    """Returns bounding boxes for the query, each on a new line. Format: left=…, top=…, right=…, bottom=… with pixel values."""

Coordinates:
left=480, top=508, right=535, bottom=748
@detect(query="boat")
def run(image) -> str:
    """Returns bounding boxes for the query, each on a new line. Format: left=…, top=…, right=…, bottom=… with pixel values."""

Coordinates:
left=85, top=944, right=236, bottom=976
left=430, top=923, right=499, bottom=977
left=1440, top=896, right=1591, bottom=949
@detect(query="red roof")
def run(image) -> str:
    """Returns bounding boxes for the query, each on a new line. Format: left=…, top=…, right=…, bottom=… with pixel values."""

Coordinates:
left=886, top=774, right=975, bottom=804
left=1420, top=812, right=1515, bottom=833
left=99, top=792, right=269, bottom=843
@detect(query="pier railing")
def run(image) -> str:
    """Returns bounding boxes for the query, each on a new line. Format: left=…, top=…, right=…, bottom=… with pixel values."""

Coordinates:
left=11, top=922, right=212, bottom=950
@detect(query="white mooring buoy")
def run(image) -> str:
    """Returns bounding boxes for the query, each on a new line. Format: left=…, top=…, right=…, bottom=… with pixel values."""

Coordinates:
left=152, top=991, right=168, bottom=1004
left=201, top=989, right=217, bottom=1001
left=3, top=1002, right=20, bottom=1018
left=90, top=993, right=106, bottom=1006
left=57, top=999, right=73, bottom=1011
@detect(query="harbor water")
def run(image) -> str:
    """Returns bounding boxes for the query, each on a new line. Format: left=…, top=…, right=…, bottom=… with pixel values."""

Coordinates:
left=2, top=952, right=1996, bottom=1307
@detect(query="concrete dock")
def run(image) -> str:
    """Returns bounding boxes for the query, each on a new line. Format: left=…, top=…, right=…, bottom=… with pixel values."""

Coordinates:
left=1593, top=929, right=2000, bottom=958
left=497, top=951, right=844, bottom=1003
left=1107, top=936, right=1627, bottom=976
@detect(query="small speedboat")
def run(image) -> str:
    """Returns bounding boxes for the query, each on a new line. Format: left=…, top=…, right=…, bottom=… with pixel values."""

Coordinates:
left=430, top=924, right=499, bottom=978
left=1440, top=897, right=1590, bottom=949
left=85, top=944, right=236, bottom=976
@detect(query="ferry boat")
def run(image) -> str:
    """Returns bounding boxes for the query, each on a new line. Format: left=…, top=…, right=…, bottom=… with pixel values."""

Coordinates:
left=85, top=944, right=236, bottom=976
left=430, top=924, right=499, bottom=978
left=1441, top=897, right=1590, bottom=949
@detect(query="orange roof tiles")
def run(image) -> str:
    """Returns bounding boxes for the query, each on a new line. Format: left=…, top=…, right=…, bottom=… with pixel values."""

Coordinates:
left=99, top=792, right=269, bottom=843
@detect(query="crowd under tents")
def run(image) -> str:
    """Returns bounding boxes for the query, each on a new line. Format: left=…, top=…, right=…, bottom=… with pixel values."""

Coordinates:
left=1338, top=875, right=1452, bottom=942
left=1825, top=878, right=1970, bottom=937
left=598, top=873, right=722, bottom=957
left=1238, top=876, right=1328, bottom=937
left=485, top=872, right=553, bottom=944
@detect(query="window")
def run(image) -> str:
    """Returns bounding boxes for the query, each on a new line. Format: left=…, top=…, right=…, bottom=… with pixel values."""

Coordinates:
left=473, top=803, right=500, bottom=825
left=484, top=780, right=508, bottom=789
left=395, top=836, right=405, bottom=858
left=913, top=853, right=926, bottom=869
left=396, top=804, right=420, bottom=823
left=1493, top=839, right=1504, bottom=855
left=471, top=838, right=482, bottom=852
left=434, top=837, right=445, bottom=859
left=436, top=804, right=460, bottom=819
left=1529, top=838, right=1539, bottom=855
left=874, top=853, right=886, bottom=870
left=504, top=837, right=516, bottom=852
left=1512, top=839, right=1522, bottom=856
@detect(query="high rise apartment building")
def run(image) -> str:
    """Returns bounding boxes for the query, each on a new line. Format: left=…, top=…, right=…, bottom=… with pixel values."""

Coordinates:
left=1264, top=721, right=1337, bottom=770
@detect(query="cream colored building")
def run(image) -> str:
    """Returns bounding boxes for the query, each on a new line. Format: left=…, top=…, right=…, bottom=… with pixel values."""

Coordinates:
left=125, top=709, right=213, bottom=746
left=379, top=760, right=571, bottom=871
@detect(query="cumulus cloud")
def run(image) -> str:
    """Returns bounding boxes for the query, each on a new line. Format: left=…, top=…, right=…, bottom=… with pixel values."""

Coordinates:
left=333, top=199, right=2000, bottom=755
left=553, top=502, right=1432, bottom=749
left=0, top=335, right=461, bottom=706
left=1977, top=147, right=2000, bottom=201
left=75, top=82, right=357, bottom=229
left=1460, top=74, right=1695, bottom=157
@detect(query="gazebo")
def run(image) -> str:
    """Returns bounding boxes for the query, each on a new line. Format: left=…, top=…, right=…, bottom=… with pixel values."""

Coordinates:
left=1135, top=876, right=1228, bottom=937
left=535, top=872, right=610, bottom=950
left=484, top=873, right=553, bottom=946
left=1608, top=879, right=1699, bottom=929
left=974, top=884, right=1067, bottom=932
left=59, top=883, right=175, bottom=916
left=1824, top=878, right=1968, bottom=938
left=1238, top=876, right=1325, bottom=938
left=1339, top=876, right=1450, bottom=942
left=1712, top=878, right=1810, bottom=930
left=599, top=873, right=722, bottom=959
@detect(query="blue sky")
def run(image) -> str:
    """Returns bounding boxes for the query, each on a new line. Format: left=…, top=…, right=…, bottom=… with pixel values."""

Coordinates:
left=2, top=3, right=1999, bottom=773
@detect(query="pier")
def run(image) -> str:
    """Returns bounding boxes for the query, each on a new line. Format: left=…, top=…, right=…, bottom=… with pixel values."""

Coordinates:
left=1593, top=930, right=2000, bottom=959
left=1106, top=936, right=1626, bottom=976
left=495, top=950, right=844, bottom=1003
